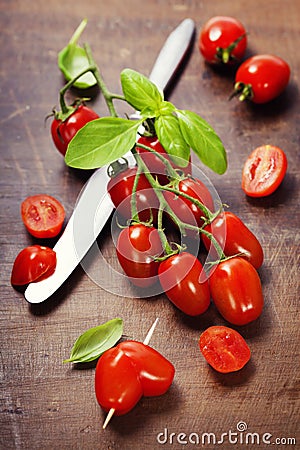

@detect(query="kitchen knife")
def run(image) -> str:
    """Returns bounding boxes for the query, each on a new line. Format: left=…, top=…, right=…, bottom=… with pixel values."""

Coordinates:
left=24, top=18, right=195, bottom=304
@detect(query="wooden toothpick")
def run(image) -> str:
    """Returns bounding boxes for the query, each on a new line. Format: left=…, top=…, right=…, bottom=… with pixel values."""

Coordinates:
left=102, top=318, right=159, bottom=429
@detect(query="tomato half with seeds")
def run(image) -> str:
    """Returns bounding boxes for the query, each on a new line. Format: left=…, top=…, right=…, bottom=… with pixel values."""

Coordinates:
left=233, top=54, right=290, bottom=103
left=51, top=104, right=99, bottom=156
left=242, top=145, right=287, bottom=197
left=116, top=224, right=163, bottom=288
left=209, top=257, right=264, bottom=325
left=202, top=211, right=264, bottom=268
left=158, top=252, right=210, bottom=316
left=199, top=326, right=251, bottom=373
left=11, top=245, right=57, bottom=286
left=199, top=16, right=247, bottom=64
left=21, top=194, right=65, bottom=239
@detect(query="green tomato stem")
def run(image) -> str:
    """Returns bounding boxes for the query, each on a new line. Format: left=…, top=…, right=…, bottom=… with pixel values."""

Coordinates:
left=131, top=147, right=226, bottom=260
left=130, top=163, right=142, bottom=222
left=69, top=18, right=88, bottom=46
left=135, top=142, right=180, bottom=179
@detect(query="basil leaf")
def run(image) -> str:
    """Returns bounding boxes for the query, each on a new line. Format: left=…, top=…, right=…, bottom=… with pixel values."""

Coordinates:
left=65, top=117, right=142, bottom=169
left=64, top=318, right=123, bottom=363
left=121, top=68, right=163, bottom=112
left=58, top=19, right=96, bottom=89
left=176, top=109, right=227, bottom=174
left=155, top=114, right=190, bottom=167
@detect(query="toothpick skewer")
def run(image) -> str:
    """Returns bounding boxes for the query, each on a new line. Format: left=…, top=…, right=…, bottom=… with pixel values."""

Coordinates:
left=102, top=318, right=159, bottom=429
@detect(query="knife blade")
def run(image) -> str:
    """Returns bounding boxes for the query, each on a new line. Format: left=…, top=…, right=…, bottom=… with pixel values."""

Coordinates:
left=24, top=18, right=195, bottom=303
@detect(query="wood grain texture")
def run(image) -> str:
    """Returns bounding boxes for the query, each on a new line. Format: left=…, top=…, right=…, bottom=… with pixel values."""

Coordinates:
left=1, top=0, right=299, bottom=449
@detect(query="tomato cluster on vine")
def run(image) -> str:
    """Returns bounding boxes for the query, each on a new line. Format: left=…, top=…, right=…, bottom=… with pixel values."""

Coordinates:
left=107, top=133, right=264, bottom=327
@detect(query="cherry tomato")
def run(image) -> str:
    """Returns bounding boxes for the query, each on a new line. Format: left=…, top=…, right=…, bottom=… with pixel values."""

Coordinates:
left=95, top=341, right=175, bottom=416
left=164, top=176, right=214, bottom=234
left=118, top=341, right=175, bottom=396
left=158, top=252, right=210, bottom=316
left=107, top=167, right=159, bottom=222
left=136, top=135, right=191, bottom=183
left=202, top=211, right=264, bottom=269
left=233, top=54, right=290, bottom=103
left=95, top=346, right=143, bottom=416
left=242, top=145, right=288, bottom=197
left=11, top=245, right=57, bottom=286
left=199, top=16, right=247, bottom=64
left=116, top=224, right=163, bottom=288
left=21, top=194, right=65, bottom=239
left=209, top=257, right=264, bottom=325
left=51, top=104, right=99, bottom=156
left=199, top=326, right=251, bottom=373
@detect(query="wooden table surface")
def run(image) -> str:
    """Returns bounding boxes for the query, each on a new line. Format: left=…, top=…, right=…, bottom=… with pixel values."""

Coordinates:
left=1, top=1, right=299, bottom=449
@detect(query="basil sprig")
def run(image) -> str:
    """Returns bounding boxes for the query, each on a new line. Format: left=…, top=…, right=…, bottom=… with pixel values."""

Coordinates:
left=63, top=318, right=123, bottom=363
left=65, top=68, right=227, bottom=174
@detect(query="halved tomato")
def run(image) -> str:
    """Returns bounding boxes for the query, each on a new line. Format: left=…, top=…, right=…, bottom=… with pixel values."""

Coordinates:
left=199, top=325, right=251, bottom=373
left=21, top=194, right=65, bottom=238
left=11, top=245, right=57, bottom=286
left=242, top=145, right=287, bottom=197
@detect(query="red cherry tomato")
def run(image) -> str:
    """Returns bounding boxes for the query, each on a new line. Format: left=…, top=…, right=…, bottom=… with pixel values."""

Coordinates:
left=11, top=245, right=57, bottom=286
left=209, top=257, right=264, bottom=325
left=158, top=252, right=210, bottom=316
left=164, top=177, right=214, bottom=234
left=118, top=341, right=175, bottom=396
left=95, top=341, right=175, bottom=416
left=136, top=135, right=191, bottom=183
left=199, top=16, right=247, bottom=64
left=242, top=145, right=288, bottom=197
left=199, top=326, right=251, bottom=373
left=107, top=167, right=159, bottom=222
left=116, top=224, right=163, bottom=288
left=233, top=54, right=290, bottom=103
left=95, top=346, right=143, bottom=416
left=51, top=104, right=99, bottom=156
left=21, top=194, right=65, bottom=239
left=202, top=211, right=264, bottom=269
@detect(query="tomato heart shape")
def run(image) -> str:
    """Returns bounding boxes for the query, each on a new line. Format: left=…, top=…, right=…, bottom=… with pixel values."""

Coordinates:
left=95, top=346, right=143, bottom=416
left=118, top=341, right=175, bottom=396
left=95, top=341, right=175, bottom=416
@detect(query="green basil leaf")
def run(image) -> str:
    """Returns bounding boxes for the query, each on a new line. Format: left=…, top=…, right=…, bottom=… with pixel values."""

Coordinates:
left=158, top=101, right=176, bottom=116
left=176, top=109, right=227, bottom=174
left=64, top=318, right=123, bottom=363
left=155, top=114, right=190, bottom=167
left=58, top=19, right=96, bottom=89
left=65, top=117, right=142, bottom=169
left=121, top=68, right=163, bottom=112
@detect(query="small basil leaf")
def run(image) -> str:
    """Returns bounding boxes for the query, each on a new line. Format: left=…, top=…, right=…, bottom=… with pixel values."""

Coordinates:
left=158, top=101, right=176, bottom=116
left=65, top=117, right=142, bottom=169
left=64, top=318, right=123, bottom=363
left=176, top=109, right=227, bottom=174
left=121, top=68, right=163, bottom=112
left=155, top=114, right=190, bottom=167
left=58, top=19, right=96, bottom=89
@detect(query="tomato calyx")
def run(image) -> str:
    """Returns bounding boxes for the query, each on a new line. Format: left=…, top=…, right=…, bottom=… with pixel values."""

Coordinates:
left=216, top=33, right=247, bottom=64
left=230, top=82, right=254, bottom=102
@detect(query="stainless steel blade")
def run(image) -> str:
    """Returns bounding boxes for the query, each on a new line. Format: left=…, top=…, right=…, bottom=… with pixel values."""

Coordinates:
left=24, top=18, right=195, bottom=303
